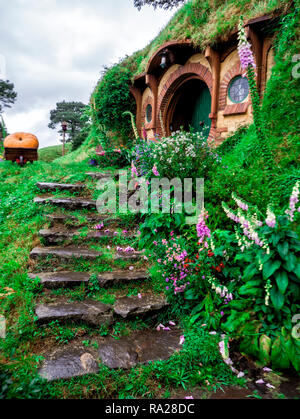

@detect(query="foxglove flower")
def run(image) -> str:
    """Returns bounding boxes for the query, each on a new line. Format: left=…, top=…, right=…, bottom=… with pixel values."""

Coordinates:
left=265, top=207, right=276, bottom=228
left=238, top=20, right=256, bottom=71
left=285, top=181, right=299, bottom=222
left=196, top=210, right=211, bottom=244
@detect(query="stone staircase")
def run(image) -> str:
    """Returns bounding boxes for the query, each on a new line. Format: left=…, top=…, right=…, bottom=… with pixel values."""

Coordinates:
left=30, top=172, right=180, bottom=382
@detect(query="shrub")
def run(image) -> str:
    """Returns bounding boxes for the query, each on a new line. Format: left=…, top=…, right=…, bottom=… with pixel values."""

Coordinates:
left=132, top=131, right=222, bottom=180
left=93, top=64, right=136, bottom=140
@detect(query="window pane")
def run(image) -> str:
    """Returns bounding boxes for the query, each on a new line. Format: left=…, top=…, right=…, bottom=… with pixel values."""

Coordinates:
left=229, top=77, right=249, bottom=103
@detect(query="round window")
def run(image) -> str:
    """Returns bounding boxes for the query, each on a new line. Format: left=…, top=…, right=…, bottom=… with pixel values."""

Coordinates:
left=146, top=104, right=152, bottom=123
left=228, top=76, right=249, bottom=103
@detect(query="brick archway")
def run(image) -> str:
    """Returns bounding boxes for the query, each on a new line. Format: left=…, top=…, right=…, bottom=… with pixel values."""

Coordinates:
left=156, top=62, right=213, bottom=138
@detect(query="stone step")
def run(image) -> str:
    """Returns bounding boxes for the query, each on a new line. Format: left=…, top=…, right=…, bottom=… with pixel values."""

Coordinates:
left=97, top=270, right=149, bottom=288
left=35, top=294, right=167, bottom=326
left=114, top=294, right=168, bottom=319
left=30, top=247, right=102, bottom=261
left=34, top=197, right=97, bottom=210
left=29, top=271, right=91, bottom=289
left=39, top=228, right=136, bottom=244
left=39, top=228, right=136, bottom=245
left=86, top=171, right=119, bottom=180
left=39, top=329, right=182, bottom=381
left=35, top=300, right=113, bottom=327
left=29, top=270, right=149, bottom=289
left=36, top=182, right=85, bottom=192
left=30, top=247, right=143, bottom=263
left=115, top=250, right=144, bottom=261
left=45, top=213, right=113, bottom=226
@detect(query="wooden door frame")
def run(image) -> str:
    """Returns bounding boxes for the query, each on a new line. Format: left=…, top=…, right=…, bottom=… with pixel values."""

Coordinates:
left=165, top=76, right=211, bottom=137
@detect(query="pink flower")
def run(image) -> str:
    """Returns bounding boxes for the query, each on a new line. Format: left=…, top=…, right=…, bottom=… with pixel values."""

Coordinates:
left=129, top=266, right=134, bottom=271
left=185, top=396, right=194, bottom=400
left=266, top=207, right=276, bottom=228
left=152, top=165, right=160, bottom=177
left=263, top=367, right=272, bottom=373
left=131, top=161, right=139, bottom=178
left=285, top=182, right=299, bottom=222
left=179, top=335, right=185, bottom=345
left=238, top=20, right=256, bottom=70
left=169, top=321, right=176, bottom=326
left=124, top=246, right=135, bottom=253
left=196, top=210, right=211, bottom=244
left=94, top=222, right=104, bottom=230
left=256, top=379, right=265, bottom=385
left=156, top=323, right=165, bottom=331
left=266, top=383, right=275, bottom=389
left=138, top=293, right=142, bottom=299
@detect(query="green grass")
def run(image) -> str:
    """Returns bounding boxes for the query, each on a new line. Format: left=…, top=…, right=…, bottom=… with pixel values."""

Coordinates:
left=38, top=144, right=72, bottom=163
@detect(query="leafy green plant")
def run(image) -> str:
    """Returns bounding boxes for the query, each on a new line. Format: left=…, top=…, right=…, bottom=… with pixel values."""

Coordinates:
left=92, top=63, right=135, bottom=140
left=221, top=185, right=300, bottom=370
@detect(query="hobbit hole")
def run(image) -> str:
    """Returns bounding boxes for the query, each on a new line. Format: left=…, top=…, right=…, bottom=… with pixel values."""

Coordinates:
left=130, top=15, right=276, bottom=145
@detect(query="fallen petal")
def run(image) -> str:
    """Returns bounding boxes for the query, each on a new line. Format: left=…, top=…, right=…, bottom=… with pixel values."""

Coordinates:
left=256, top=379, right=265, bottom=385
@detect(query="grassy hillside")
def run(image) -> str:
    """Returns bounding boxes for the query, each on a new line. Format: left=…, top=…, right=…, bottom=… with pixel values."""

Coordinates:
left=38, top=144, right=72, bottom=163
left=54, top=127, right=99, bottom=164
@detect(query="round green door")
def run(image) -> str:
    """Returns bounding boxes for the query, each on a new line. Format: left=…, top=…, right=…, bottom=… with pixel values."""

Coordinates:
left=191, top=85, right=211, bottom=138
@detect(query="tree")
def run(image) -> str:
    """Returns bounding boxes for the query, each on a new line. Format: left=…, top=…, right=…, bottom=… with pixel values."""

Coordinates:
left=0, top=80, right=17, bottom=114
left=48, top=101, right=87, bottom=146
left=0, top=115, right=8, bottom=141
left=133, top=0, right=185, bottom=9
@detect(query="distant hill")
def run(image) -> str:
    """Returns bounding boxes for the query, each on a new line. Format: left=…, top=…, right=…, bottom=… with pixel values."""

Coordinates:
left=38, top=144, right=72, bottom=162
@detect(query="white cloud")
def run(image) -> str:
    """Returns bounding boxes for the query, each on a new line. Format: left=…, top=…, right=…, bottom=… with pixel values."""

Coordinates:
left=1, top=0, right=176, bottom=148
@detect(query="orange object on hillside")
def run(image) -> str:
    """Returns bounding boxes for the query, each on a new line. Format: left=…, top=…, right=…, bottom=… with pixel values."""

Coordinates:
left=4, top=132, right=39, bottom=165
left=4, top=132, right=39, bottom=149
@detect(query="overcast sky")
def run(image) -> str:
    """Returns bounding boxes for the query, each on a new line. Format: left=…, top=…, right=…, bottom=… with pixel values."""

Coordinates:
left=0, top=0, right=176, bottom=148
